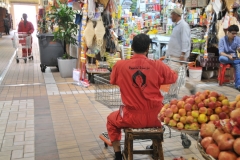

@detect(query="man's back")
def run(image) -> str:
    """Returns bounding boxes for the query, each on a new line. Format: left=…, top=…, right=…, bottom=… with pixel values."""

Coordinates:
left=110, top=54, right=177, bottom=111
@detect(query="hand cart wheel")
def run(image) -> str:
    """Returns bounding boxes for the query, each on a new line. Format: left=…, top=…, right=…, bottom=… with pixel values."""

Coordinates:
left=104, top=142, right=108, bottom=148
left=40, top=64, right=46, bottom=72
left=181, top=133, right=191, bottom=148
left=16, top=59, right=19, bottom=63
left=24, top=59, right=27, bottom=63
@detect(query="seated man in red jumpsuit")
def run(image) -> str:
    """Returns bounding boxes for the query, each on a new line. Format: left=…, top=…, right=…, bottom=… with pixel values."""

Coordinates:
left=107, top=34, right=178, bottom=160
left=18, top=13, right=34, bottom=57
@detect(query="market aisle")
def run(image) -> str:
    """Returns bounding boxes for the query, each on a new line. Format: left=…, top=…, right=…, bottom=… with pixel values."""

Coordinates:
left=0, top=34, right=239, bottom=160
left=0, top=32, right=16, bottom=79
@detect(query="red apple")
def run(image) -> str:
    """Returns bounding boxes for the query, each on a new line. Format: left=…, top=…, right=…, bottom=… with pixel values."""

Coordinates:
left=180, top=116, right=187, bottom=124
left=204, top=99, right=210, bottom=107
left=186, top=98, right=194, bottom=105
left=218, top=133, right=235, bottom=151
left=184, top=103, right=192, bottom=111
left=222, top=105, right=230, bottom=114
left=177, top=100, right=185, bottom=109
left=163, top=103, right=170, bottom=109
left=164, top=117, right=170, bottom=124
left=230, top=108, right=240, bottom=119
left=192, top=104, right=198, bottom=111
left=233, top=138, right=240, bottom=155
left=164, top=108, right=173, bottom=118
left=171, top=105, right=178, bottom=113
left=229, top=101, right=237, bottom=110
left=232, top=126, right=240, bottom=136
left=181, top=95, right=189, bottom=101
left=212, top=129, right=225, bottom=144
left=219, top=112, right=228, bottom=120
left=215, top=107, right=222, bottom=114
left=199, top=107, right=207, bottom=114
left=218, top=151, right=237, bottom=160
left=186, top=116, right=194, bottom=124
left=200, top=123, right=216, bottom=138
left=178, top=109, right=186, bottom=116
left=194, top=96, right=202, bottom=104
left=204, top=90, right=210, bottom=96
left=209, top=91, right=219, bottom=98
left=216, top=101, right=222, bottom=107
left=206, top=143, right=220, bottom=159
left=187, top=111, right=192, bottom=116
left=207, top=108, right=213, bottom=116
left=199, top=93, right=207, bottom=100
left=197, top=102, right=205, bottom=108
left=195, top=91, right=201, bottom=96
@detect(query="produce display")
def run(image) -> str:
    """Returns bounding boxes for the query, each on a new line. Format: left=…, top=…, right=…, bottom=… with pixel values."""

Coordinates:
left=159, top=90, right=232, bottom=130
left=199, top=94, right=240, bottom=160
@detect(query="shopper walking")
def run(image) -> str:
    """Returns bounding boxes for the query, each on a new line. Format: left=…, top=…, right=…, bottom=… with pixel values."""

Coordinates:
left=218, top=25, right=240, bottom=91
left=18, top=13, right=34, bottom=57
left=107, top=34, right=178, bottom=160
left=3, top=14, right=10, bottom=35
left=165, top=8, right=196, bottom=94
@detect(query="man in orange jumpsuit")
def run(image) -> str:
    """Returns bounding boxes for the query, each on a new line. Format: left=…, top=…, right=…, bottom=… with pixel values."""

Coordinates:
left=18, top=13, right=34, bottom=57
left=107, top=34, right=178, bottom=160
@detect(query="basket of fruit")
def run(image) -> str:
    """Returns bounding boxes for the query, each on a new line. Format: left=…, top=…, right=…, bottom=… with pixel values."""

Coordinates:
left=197, top=94, right=240, bottom=160
left=159, top=90, right=238, bottom=149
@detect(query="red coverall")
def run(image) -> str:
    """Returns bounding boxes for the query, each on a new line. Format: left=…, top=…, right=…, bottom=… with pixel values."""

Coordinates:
left=107, top=54, right=178, bottom=142
left=18, top=21, right=34, bottom=57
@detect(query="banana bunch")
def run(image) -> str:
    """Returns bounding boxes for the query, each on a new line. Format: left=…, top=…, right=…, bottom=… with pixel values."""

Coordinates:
left=147, top=28, right=158, bottom=35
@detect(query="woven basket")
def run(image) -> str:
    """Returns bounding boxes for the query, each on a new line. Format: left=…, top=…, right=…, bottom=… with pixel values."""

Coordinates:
left=197, top=137, right=216, bottom=160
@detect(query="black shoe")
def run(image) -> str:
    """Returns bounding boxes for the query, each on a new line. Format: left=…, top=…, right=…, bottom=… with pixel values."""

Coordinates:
left=114, top=155, right=122, bottom=160
left=237, top=86, right=240, bottom=92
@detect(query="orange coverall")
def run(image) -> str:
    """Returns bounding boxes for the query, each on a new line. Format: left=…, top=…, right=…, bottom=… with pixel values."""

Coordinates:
left=18, top=21, right=34, bottom=57
left=107, top=54, right=178, bottom=142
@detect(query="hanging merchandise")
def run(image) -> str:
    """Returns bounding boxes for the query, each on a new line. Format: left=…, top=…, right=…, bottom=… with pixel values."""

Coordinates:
left=98, top=0, right=109, bottom=8
left=88, top=0, right=96, bottom=19
left=83, top=20, right=95, bottom=47
left=212, top=0, right=222, bottom=19
left=95, top=18, right=106, bottom=47
left=207, top=13, right=218, bottom=48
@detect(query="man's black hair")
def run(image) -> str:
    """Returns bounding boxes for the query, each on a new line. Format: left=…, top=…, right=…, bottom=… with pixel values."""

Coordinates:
left=131, top=33, right=151, bottom=54
left=228, top=25, right=239, bottom=32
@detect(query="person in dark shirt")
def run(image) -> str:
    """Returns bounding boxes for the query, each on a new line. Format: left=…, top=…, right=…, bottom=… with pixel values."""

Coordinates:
left=3, top=14, right=10, bottom=35
left=219, top=25, right=240, bottom=91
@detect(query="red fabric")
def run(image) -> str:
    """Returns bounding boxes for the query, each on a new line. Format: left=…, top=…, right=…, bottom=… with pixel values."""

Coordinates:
left=18, top=21, right=34, bottom=57
left=107, top=54, right=178, bottom=142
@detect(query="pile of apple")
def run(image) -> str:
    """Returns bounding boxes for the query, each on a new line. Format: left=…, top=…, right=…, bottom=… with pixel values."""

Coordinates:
left=199, top=95, right=240, bottom=160
left=159, top=90, right=232, bottom=130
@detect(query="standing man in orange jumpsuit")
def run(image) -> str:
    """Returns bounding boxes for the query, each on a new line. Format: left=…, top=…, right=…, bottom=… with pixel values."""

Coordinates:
left=18, top=13, right=34, bottom=57
left=107, top=34, right=178, bottom=160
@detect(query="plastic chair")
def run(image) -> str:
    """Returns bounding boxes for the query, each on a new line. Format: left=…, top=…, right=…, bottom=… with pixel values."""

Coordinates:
left=218, top=64, right=235, bottom=86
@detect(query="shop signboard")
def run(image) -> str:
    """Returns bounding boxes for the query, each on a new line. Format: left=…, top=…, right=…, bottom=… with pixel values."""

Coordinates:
left=146, top=4, right=155, bottom=12
left=197, top=0, right=207, bottom=7
left=185, top=0, right=191, bottom=7
left=191, top=0, right=197, bottom=7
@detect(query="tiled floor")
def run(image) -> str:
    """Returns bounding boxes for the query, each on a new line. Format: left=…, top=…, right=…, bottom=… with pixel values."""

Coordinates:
left=0, top=31, right=239, bottom=160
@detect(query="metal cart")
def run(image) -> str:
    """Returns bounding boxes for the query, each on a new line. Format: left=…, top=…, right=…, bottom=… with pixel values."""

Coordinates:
left=96, top=58, right=196, bottom=149
left=12, top=32, right=33, bottom=63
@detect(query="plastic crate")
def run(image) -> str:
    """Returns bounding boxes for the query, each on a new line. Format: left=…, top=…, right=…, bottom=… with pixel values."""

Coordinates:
left=94, top=73, right=123, bottom=108
left=199, top=56, right=220, bottom=68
